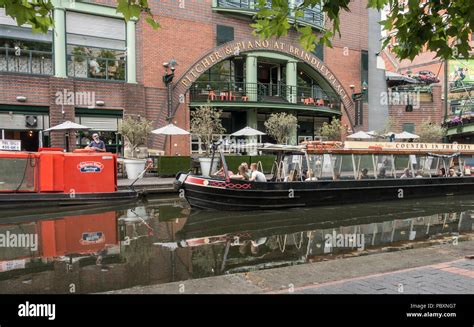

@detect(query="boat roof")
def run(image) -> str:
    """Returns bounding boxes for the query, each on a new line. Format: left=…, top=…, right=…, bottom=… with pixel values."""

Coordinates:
left=258, top=143, right=307, bottom=153
left=306, top=141, right=474, bottom=155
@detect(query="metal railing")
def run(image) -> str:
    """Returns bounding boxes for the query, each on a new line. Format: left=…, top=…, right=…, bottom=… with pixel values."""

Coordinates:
left=67, top=55, right=126, bottom=81
left=190, top=81, right=341, bottom=109
left=215, top=0, right=324, bottom=29
left=0, top=47, right=53, bottom=75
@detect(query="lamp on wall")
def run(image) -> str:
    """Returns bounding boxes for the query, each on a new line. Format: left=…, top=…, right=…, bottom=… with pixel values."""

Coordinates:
left=95, top=100, right=105, bottom=106
left=16, top=96, right=27, bottom=102
left=163, top=59, right=178, bottom=121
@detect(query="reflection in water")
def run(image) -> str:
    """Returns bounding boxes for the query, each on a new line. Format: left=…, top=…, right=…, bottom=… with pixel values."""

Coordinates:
left=0, top=196, right=473, bottom=293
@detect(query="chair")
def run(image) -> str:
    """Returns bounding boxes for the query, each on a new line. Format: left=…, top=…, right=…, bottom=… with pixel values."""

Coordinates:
left=316, top=99, right=325, bottom=106
left=228, top=91, right=236, bottom=101
left=220, top=91, right=228, bottom=101
left=304, top=98, right=314, bottom=105
left=208, top=90, right=217, bottom=100
left=241, top=95, right=249, bottom=101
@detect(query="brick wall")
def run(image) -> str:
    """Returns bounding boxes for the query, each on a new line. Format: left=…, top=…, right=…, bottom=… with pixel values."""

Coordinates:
left=388, top=85, right=443, bottom=132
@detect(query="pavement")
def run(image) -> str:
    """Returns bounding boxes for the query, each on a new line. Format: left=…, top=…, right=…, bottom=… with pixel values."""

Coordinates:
left=106, top=237, right=474, bottom=294
left=117, top=177, right=176, bottom=193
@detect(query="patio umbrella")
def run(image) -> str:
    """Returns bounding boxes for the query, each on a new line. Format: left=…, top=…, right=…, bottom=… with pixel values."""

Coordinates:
left=44, top=121, right=91, bottom=152
left=151, top=123, right=189, bottom=155
left=231, top=126, right=266, bottom=153
left=347, top=131, right=374, bottom=140
left=230, top=126, right=266, bottom=137
left=395, top=131, right=420, bottom=140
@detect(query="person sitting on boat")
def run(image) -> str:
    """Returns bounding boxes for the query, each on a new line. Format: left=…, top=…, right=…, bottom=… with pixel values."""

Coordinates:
left=415, top=170, right=424, bottom=178
left=241, top=162, right=251, bottom=178
left=400, top=168, right=411, bottom=179
left=214, top=166, right=234, bottom=178
left=438, top=168, right=446, bottom=177
left=86, top=133, right=106, bottom=152
left=378, top=167, right=387, bottom=179
left=448, top=168, right=458, bottom=177
left=231, top=164, right=249, bottom=180
left=249, top=163, right=267, bottom=182
left=359, top=168, right=369, bottom=180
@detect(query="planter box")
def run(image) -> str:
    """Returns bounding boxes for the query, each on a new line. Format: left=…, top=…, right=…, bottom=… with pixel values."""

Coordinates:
left=156, top=156, right=192, bottom=177
left=250, top=155, right=277, bottom=173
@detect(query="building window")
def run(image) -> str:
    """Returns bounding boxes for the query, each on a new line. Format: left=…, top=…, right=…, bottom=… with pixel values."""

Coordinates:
left=66, top=12, right=126, bottom=80
left=0, top=9, right=53, bottom=75
left=216, top=25, right=234, bottom=46
left=403, top=123, right=415, bottom=133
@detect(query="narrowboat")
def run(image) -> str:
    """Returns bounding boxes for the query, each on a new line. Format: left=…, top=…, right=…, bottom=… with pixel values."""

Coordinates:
left=0, top=148, right=139, bottom=212
left=175, top=141, right=474, bottom=211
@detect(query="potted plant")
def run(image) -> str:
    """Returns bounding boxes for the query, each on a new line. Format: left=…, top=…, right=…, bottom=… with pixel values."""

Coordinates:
left=264, top=112, right=298, bottom=144
left=119, top=116, right=152, bottom=179
left=190, top=104, right=226, bottom=177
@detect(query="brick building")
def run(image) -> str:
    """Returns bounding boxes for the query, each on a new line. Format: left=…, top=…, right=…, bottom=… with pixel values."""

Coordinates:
left=0, top=0, right=370, bottom=154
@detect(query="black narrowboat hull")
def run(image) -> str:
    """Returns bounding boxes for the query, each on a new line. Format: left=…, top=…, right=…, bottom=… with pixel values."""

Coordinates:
left=176, top=174, right=474, bottom=211
left=0, top=190, right=140, bottom=212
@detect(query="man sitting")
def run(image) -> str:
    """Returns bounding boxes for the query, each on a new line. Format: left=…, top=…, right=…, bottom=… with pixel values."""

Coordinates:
left=249, top=163, right=267, bottom=182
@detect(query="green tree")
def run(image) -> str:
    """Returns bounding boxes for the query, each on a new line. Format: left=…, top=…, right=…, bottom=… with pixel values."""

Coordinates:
left=190, top=105, right=226, bottom=156
left=119, top=116, right=152, bottom=158
left=250, top=0, right=473, bottom=60
left=376, top=117, right=397, bottom=137
left=318, top=117, right=343, bottom=141
left=264, top=112, right=298, bottom=144
left=416, top=120, right=446, bottom=143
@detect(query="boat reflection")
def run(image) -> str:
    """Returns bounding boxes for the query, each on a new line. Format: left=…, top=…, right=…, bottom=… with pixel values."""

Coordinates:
left=0, top=196, right=473, bottom=293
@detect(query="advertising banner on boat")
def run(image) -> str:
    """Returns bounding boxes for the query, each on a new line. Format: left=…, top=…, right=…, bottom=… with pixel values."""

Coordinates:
left=345, top=141, right=474, bottom=153
left=0, top=139, right=21, bottom=151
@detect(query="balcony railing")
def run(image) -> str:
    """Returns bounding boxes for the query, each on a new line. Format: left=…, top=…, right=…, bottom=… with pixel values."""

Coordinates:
left=0, top=47, right=53, bottom=75
left=67, top=55, right=126, bottom=81
left=214, top=0, right=324, bottom=29
left=190, top=81, right=340, bottom=109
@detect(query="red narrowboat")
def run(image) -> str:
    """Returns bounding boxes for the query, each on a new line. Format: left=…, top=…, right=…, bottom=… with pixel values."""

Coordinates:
left=0, top=148, right=138, bottom=212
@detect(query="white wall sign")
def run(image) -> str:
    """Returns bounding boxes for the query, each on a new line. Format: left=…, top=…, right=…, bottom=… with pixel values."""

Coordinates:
left=0, top=139, right=21, bottom=151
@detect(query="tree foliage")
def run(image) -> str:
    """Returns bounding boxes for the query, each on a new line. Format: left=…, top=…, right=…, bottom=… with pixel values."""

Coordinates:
left=251, top=0, right=474, bottom=60
left=119, top=116, right=152, bottom=158
left=318, top=117, right=343, bottom=141
left=190, top=105, right=226, bottom=156
left=0, top=0, right=159, bottom=33
left=416, top=120, right=447, bottom=143
left=264, top=112, right=298, bottom=144
left=376, top=116, right=398, bottom=136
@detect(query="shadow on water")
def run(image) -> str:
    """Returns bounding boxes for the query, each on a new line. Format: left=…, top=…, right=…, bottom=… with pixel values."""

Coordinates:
left=0, top=194, right=473, bottom=293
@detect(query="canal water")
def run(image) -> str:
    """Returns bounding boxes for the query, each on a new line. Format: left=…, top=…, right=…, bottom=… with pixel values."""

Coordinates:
left=0, top=195, right=473, bottom=293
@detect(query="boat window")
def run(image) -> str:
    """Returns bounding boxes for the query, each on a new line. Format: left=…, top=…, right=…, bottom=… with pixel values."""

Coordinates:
left=307, top=154, right=334, bottom=180
left=412, top=156, right=433, bottom=178
left=394, top=155, right=413, bottom=178
left=374, top=155, right=395, bottom=178
left=283, top=154, right=305, bottom=181
left=333, top=155, right=355, bottom=180
left=0, top=157, right=36, bottom=191
left=431, top=156, right=449, bottom=177
left=353, top=155, right=376, bottom=179
left=461, top=156, right=474, bottom=176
